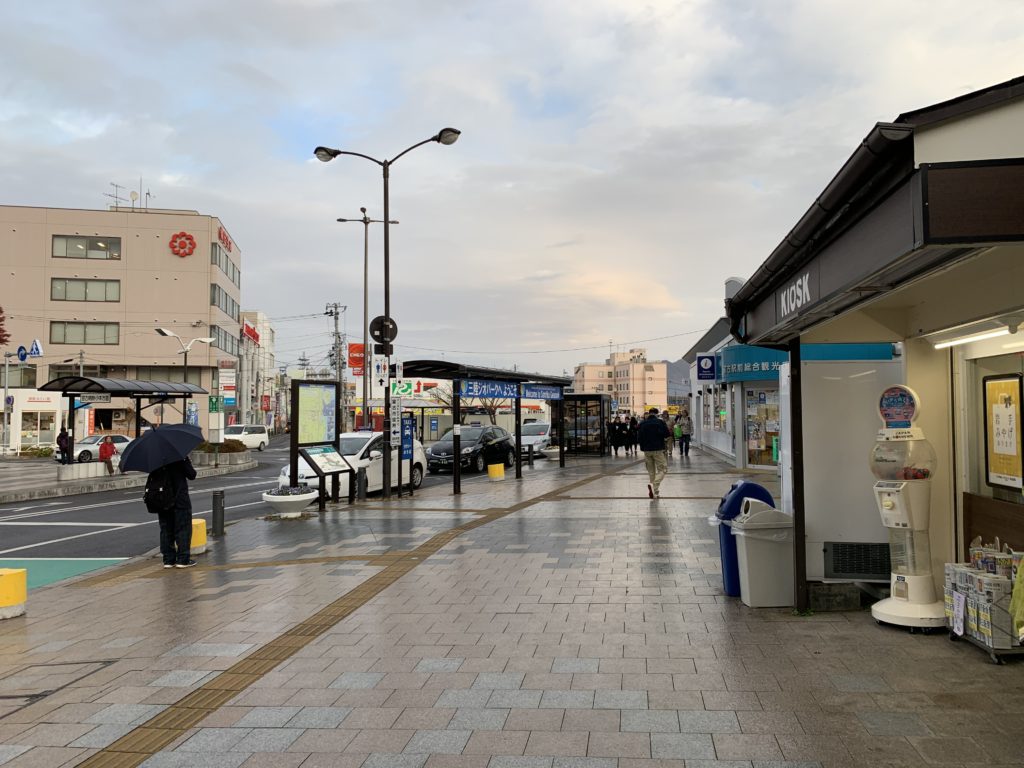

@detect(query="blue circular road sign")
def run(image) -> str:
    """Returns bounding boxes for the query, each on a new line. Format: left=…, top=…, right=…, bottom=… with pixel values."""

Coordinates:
left=16, top=346, right=27, bottom=362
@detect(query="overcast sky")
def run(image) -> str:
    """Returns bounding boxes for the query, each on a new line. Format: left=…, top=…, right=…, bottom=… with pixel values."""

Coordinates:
left=2, top=1, right=1022, bottom=377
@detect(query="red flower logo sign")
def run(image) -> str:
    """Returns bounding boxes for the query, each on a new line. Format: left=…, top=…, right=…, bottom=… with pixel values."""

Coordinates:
left=169, top=231, right=196, bottom=257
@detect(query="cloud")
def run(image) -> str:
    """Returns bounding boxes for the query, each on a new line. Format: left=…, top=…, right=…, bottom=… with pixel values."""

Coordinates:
left=1, top=0, right=1022, bottom=374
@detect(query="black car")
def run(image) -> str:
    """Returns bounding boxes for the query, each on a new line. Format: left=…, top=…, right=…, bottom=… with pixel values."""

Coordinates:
left=427, top=425, right=516, bottom=473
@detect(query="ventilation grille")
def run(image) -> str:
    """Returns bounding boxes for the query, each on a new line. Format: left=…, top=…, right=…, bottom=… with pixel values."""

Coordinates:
left=824, top=542, right=890, bottom=581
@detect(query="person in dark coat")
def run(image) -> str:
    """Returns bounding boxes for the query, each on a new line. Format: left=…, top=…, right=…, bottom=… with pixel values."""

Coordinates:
left=158, top=457, right=197, bottom=568
left=609, top=415, right=625, bottom=456
left=637, top=408, right=671, bottom=498
left=627, top=416, right=639, bottom=456
left=56, top=426, right=70, bottom=464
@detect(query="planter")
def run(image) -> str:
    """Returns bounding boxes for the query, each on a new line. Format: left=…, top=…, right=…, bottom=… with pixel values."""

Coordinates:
left=261, top=490, right=318, bottom=518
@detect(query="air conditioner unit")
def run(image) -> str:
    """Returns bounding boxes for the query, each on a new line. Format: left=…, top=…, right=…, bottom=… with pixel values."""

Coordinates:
left=112, top=410, right=125, bottom=420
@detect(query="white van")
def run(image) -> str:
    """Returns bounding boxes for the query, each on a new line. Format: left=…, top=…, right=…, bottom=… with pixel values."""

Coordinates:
left=224, top=424, right=269, bottom=451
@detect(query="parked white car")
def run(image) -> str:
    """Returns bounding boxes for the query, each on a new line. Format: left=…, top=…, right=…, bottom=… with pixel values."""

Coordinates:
left=224, top=424, right=269, bottom=451
left=519, top=422, right=552, bottom=456
left=278, top=431, right=427, bottom=494
left=55, top=434, right=134, bottom=463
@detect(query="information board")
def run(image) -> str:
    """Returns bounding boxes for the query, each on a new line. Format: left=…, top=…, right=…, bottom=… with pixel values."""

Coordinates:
left=299, top=446, right=349, bottom=476
left=522, top=383, right=562, bottom=400
left=983, top=374, right=1023, bottom=490
left=401, top=415, right=415, bottom=460
left=297, top=382, right=338, bottom=446
left=459, top=379, right=519, bottom=399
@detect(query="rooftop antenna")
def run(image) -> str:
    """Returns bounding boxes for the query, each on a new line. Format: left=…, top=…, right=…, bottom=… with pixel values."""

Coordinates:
left=104, top=182, right=128, bottom=210
left=145, top=188, right=155, bottom=210
left=130, top=190, right=139, bottom=211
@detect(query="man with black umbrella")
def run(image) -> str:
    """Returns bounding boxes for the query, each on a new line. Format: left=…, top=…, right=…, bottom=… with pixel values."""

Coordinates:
left=123, top=424, right=205, bottom=569
left=153, top=458, right=197, bottom=568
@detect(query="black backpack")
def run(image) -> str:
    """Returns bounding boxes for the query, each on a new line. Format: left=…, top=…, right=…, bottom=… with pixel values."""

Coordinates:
left=143, top=466, right=176, bottom=513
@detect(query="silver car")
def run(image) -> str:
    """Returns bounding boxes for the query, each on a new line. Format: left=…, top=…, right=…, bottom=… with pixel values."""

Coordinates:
left=278, top=431, right=427, bottom=494
left=56, top=434, right=133, bottom=463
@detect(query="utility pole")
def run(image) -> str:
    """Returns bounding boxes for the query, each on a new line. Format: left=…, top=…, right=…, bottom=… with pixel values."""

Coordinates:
left=78, top=350, right=85, bottom=377
left=325, top=303, right=347, bottom=432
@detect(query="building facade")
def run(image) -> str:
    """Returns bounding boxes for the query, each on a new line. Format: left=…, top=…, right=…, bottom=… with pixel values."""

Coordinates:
left=240, top=311, right=276, bottom=428
left=572, top=348, right=667, bottom=416
left=0, top=205, right=241, bottom=450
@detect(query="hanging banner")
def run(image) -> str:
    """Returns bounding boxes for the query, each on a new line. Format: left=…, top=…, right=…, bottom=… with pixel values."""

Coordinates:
left=983, top=374, right=1023, bottom=490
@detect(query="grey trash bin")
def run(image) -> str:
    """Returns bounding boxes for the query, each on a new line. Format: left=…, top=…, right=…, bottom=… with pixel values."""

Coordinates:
left=731, top=498, right=794, bottom=608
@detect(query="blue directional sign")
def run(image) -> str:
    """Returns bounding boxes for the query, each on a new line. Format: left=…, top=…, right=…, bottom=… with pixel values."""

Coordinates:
left=459, top=379, right=520, bottom=399
left=696, top=354, right=717, bottom=381
left=522, top=383, right=562, bottom=401
left=401, top=414, right=415, bottom=460
left=16, top=346, right=27, bottom=362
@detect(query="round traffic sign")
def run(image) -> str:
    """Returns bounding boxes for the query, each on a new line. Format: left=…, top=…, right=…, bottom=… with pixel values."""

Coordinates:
left=370, top=315, right=398, bottom=343
left=16, top=346, right=27, bottom=362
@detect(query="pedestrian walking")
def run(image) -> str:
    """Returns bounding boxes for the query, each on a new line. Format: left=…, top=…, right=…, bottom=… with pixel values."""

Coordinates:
left=98, top=435, right=117, bottom=476
left=610, top=415, right=626, bottom=456
left=145, top=458, right=198, bottom=568
left=637, top=407, right=671, bottom=498
left=56, top=426, right=70, bottom=465
left=678, top=409, right=693, bottom=457
left=673, top=418, right=683, bottom=458
left=662, top=412, right=674, bottom=457
left=627, top=416, right=639, bottom=456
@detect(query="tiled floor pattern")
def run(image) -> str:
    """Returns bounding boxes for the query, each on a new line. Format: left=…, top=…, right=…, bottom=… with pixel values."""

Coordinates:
left=1, top=452, right=1023, bottom=767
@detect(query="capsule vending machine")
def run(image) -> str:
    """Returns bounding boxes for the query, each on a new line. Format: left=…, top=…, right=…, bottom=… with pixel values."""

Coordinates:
left=869, top=385, right=945, bottom=628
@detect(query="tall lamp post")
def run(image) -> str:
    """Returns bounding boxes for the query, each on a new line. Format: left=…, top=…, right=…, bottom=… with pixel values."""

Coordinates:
left=156, top=328, right=214, bottom=423
left=337, top=209, right=398, bottom=428
left=315, top=127, right=460, bottom=498
left=2, top=351, right=15, bottom=455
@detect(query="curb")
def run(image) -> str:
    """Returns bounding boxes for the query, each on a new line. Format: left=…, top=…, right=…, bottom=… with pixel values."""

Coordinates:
left=0, top=460, right=260, bottom=505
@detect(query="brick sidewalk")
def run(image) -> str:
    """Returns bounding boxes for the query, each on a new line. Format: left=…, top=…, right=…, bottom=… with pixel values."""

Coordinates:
left=0, top=451, right=1021, bottom=768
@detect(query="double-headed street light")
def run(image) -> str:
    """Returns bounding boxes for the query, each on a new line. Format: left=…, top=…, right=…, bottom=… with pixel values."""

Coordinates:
left=314, top=128, right=460, bottom=498
left=155, top=328, right=214, bottom=423
left=337, top=209, right=398, bottom=428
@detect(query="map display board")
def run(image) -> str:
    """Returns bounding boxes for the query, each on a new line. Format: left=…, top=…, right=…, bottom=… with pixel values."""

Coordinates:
left=299, top=446, right=349, bottom=476
left=297, top=382, right=338, bottom=446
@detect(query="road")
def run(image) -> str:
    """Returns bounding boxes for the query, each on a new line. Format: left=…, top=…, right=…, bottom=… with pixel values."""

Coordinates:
left=0, top=434, right=556, bottom=585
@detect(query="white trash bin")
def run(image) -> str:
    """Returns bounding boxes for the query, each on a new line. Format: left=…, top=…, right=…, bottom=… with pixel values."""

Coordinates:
left=731, top=498, right=794, bottom=608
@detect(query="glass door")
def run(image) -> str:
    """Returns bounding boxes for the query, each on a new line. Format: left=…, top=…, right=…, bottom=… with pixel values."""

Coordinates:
left=745, top=386, right=780, bottom=467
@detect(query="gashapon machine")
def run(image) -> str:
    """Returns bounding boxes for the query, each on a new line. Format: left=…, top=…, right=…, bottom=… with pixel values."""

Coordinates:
left=869, top=385, right=945, bottom=628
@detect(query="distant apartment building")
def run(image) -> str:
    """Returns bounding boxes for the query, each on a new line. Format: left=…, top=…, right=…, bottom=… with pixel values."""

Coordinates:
left=572, top=348, right=667, bottom=415
left=0, top=204, right=242, bottom=449
left=240, top=310, right=276, bottom=427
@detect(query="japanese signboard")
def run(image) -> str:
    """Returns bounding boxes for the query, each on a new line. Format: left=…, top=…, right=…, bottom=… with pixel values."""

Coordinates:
left=522, top=383, right=562, bottom=400
left=401, top=414, right=415, bottom=460
left=459, top=379, right=519, bottom=399
left=983, top=374, right=1023, bottom=490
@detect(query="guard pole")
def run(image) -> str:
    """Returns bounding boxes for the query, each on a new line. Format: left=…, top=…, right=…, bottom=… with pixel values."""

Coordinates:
left=514, top=390, right=522, bottom=479
left=211, top=490, right=225, bottom=536
left=453, top=384, right=462, bottom=495
left=558, top=397, right=566, bottom=468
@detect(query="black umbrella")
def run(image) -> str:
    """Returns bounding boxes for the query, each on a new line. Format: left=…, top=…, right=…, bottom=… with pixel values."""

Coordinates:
left=119, top=424, right=205, bottom=473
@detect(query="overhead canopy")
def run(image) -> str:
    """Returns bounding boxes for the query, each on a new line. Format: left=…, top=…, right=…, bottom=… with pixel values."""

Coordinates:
left=401, top=360, right=571, bottom=387
left=40, top=376, right=208, bottom=396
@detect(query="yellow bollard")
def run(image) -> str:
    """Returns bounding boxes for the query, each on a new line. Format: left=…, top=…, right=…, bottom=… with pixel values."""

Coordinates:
left=190, top=518, right=207, bottom=555
left=487, top=463, right=505, bottom=482
left=0, top=568, right=27, bottom=620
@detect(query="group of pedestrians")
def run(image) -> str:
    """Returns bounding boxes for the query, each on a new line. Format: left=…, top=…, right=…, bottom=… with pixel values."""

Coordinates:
left=609, top=408, right=694, bottom=499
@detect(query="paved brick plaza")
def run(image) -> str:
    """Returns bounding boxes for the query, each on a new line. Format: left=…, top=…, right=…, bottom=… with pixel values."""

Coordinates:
left=0, top=451, right=1022, bottom=767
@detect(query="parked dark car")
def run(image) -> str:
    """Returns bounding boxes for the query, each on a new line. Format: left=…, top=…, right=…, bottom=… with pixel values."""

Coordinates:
left=427, top=425, right=516, bottom=473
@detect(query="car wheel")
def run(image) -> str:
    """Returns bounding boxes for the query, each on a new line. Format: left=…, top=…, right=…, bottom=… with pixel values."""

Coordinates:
left=258, top=442, right=266, bottom=451
left=474, top=453, right=486, bottom=473
left=78, top=451, right=91, bottom=463
left=411, top=464, right=424, bottom=489
left=504, top=450, right=515, bottom=467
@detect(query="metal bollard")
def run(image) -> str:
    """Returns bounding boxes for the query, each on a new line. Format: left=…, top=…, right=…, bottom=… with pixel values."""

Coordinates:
left=356, top=467, right=368, bottom=500
left=527, top=445, right=534, bottom=467
left=211, top=490, right=225, bottom=536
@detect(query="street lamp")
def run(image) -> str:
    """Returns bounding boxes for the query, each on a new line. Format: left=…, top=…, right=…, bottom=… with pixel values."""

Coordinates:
left=314, top=127, right=460, bottom=498
left=155, top=328, right=214, bottom=423
left=337, top=209, right=398, bottom=428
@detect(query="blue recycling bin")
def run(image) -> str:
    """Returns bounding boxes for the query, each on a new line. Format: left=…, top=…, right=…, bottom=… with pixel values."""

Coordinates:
left=716, top=481, right=775, bottom=597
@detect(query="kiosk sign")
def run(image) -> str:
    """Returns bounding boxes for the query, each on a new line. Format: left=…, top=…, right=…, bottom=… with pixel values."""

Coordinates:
left=879, top=385, right=918, bottom=429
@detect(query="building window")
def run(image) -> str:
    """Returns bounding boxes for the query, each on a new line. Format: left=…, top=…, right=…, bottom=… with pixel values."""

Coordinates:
left=210, top=284, right=240, bottom=322
left=211, top=325, right=240, bottom=357
left=51, top=278, right=120, bottom=302
left=0, top=363, right=36, bottom=388
left=135, top=366, right=201, bottom=386
left=50, top=321, right=119, bottom=345
left=52, top=235, right=121, bottom=260
left=211, top=244, right=241, bottom=288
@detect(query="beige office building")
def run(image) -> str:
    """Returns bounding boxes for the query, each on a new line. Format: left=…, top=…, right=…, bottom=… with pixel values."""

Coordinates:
left=572, top=348, right=668, bottom=415
left=0, top=205, right=242, bottom=450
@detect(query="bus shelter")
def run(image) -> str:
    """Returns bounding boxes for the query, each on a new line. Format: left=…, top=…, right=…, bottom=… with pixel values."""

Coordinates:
left=400, top=360, right=572, bottom=494
left=39, top=377, right=208, bottom=452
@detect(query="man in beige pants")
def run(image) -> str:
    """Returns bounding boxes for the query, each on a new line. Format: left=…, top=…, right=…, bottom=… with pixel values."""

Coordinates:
left=637, top=408, right=671, bottom=498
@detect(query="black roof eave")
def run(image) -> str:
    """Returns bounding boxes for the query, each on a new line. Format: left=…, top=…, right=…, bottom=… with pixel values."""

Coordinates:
left=400, top=360, right=571, bottom=387
left=40, top=376, right=208, bottom=396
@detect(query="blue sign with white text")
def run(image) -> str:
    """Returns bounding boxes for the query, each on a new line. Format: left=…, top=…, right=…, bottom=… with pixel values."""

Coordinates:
left=695, top=355, right=717, bottom=380
left=401, top=415, right=415, bottom=460
left=521, top=383, right=562, bottom=401
left=459, top=379, right=520, bottom=399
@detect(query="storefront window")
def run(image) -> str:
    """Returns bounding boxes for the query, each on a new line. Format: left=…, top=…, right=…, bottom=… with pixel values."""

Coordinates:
left=20, top=411, right=56, bottom=447
left=745, top=387, right=780, bottom=467
left=966, top=353, right=1024, bottom=504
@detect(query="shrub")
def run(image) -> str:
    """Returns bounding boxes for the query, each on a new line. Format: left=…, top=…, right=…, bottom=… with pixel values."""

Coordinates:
left=21, top=445, right=54, bottom=458
left=194, top=439, right=248, bottom=453
left=265, top=486, right=317, bottom=496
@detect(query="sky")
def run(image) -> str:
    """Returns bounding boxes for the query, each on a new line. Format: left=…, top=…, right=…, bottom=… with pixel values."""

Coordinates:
left=2, top=0, right=1023, bottom=378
